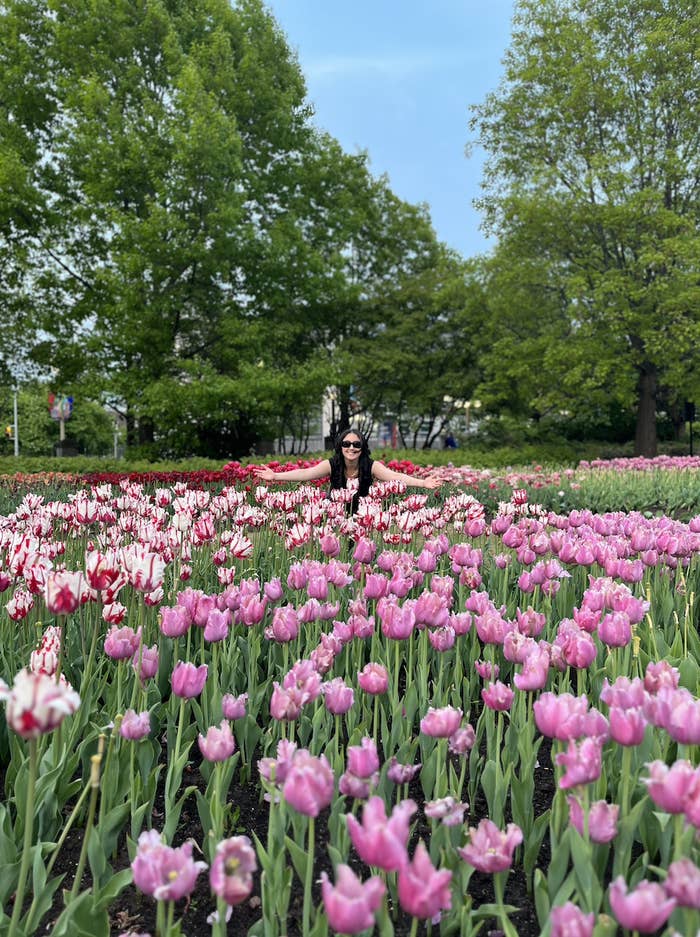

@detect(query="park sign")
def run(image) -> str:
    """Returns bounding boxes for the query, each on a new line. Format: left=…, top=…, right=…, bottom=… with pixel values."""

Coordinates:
left=48, top=393, right=74, bottom=444
left=48, top=393, right=73, bottom=421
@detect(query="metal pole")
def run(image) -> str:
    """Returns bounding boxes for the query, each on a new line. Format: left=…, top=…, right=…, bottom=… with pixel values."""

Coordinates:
left=12, top=388, right=18, bottom=457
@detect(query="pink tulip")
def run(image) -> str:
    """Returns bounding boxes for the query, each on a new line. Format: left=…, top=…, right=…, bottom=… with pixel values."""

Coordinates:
left=339, top=771, right=378, bottom=800
left=131, top=829, right=207, bottom=901
left=475, top=609, right=511, bottom=645
left=221, top=692, right=248, bottom=721
left=263, top=577, right=284, bottom=602
left=556, top=737, right=603, bottom=789
left=644, top=660, right=679, bottom=694
left=283, top=659, right=322, bottom=702
left=449, top=724, right=476, bottom=755
left=664, top=858, right=700, bottom=909
left=566, top=796, right=618, bottom=843
left=322, top=677, right=355, bottom=715
left=481, top=681, right=514, bottom=711
left=320, top=864, right=385, bottom=935
left=533, top=692, right=587, bottom=740
left=0, top=668, right=80, bottom=739
left=203, top=608, right=231, bottom=642
left=609, top=876, right=676, bottom=933
left=209, top=835, right=257, bottom=906
left=104, top=625, right=142, bottom=661
left=414, top=592, right=450, bottom=629
left=132, top=644, right=159, bottom=683
left=424, top=796, right=468, bottom=826
left=608, top=706, right=647, bottom=746
left=598, top=611, right=632, bottom=647
left=387, top=758, right=422, bottom=785
left=159, top=605, right=191, bottom=637
left=450, top=611, right=472, bottom=635
left=320, top=533, right=341, bottom=557
left=120, top=709, right=151, bottom=741
left=346, top=737, right=379, bottom=779
left=282, top=749, right=334, bottom=816
left=238, top=594, right=267, bottom=626
left=188, top=591, right=217, bottom=627
left=420, top=705, right=463, bottom=738
left=198, top=720, right=236, bottom=762
left=358, top=663, right=389, bottom=695
left=353, top=538, right=376, bottom=564
left=550, top=902, right=595, bottom=937
left=475, top=659, right=499, bottom=681
left=513, top=647, right=549, bottom=691
left=555, top=620, right=598, bottom=669
left=269, top=683, right=303, bottom=721
left=515, top=606, right=546, bottom=637
left=600, top=675, right=647, bottom=709
left=458, top=819, right=523, bottom=872
left=271, top=605, right=299, bottom=643
left=346, top=796, right=416, bottom=871
left=307, top=574, right=329, bottom=601
left=665, top=692, right=700, bottom=745
left=643, top=760, right=700, bottom=814
left=364, top=573, right=389, bottom=600
left=397, top=841, right=452, bottom=919
left=257, top=739, right=297, bottom=787
left=171, top=662, right=208, bottom=698
left=378, top=598, right=415, bottom=640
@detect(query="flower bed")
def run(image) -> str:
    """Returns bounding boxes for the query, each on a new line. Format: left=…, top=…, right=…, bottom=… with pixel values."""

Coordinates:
left=0, top=468, right=699, bottom=936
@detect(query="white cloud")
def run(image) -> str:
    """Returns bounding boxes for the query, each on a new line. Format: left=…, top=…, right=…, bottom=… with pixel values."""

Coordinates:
left=305, top=52, right=451, bottom=81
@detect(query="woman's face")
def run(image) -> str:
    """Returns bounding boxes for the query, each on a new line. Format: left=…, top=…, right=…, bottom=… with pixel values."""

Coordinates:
left=340, top=433, right=363, bottom=466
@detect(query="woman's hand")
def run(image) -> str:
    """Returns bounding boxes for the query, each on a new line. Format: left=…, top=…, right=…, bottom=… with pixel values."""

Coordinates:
left=253, top=466, right=276, bottom=483
left=422, top=475, right=443, bottom=490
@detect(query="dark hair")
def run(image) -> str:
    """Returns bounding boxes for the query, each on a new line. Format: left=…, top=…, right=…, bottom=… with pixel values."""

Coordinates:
left=329, top=428, right=373, bottom=512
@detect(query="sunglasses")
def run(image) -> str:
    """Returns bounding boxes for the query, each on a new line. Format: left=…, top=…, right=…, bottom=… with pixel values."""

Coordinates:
left=341, top=440, right=363, bottom=450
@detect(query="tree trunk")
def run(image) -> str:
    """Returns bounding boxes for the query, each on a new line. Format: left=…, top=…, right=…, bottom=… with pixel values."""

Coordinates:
left=338, top=385, right=351, bottom=433
left=634, top=363, right=657, bottom=457
left=125, top=407, right=137, bottom=448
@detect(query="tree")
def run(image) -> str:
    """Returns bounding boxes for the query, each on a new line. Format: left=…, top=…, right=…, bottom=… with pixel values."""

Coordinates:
left=347, top=248, right=481, bottom=447
left=470, top=0, right=700, bottom=455
left=1, top=0, right=452, bottom=458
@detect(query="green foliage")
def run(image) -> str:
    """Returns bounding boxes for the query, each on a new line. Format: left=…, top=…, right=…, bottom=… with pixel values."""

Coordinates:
left=0, top=0, right=448, bottom=460
left=0, top=384, right=113, bottom=457
left=470, top=0, right=700, bottom=456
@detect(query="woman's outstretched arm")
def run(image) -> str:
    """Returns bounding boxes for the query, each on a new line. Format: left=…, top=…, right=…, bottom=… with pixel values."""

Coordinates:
left=371, top=461, right=443, bottom=490
left=254, top=460, right=332, bottom=484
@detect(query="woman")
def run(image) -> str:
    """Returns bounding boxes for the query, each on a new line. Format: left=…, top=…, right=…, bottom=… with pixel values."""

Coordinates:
left=254, top=428, right=443, bottom=512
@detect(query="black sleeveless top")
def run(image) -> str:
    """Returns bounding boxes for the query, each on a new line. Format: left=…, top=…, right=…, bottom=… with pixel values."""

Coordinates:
left=328, top=454, right=374, bottom=514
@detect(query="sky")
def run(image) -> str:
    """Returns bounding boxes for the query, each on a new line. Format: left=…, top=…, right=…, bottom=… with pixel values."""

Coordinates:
left=264, top=0, right=515, bottom=259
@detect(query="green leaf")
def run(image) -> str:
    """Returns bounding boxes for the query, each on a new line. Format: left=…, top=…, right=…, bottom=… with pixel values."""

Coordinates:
left=94, top=868, right=132, bottom=912
left=284, top=834, right=308, bottom=884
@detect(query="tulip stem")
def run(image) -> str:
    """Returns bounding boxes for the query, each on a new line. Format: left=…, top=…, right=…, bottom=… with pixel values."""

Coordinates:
left=8, top=738, right=37, bottom=937
left=214, top=896, right=228, bottom=937
left=303, top=816, right=315, bottom=936
left=494, top=870, right=517, bottom=937
left=70, top=752, right=102, bottom=900
left=619, top=745, right=632, bottom=820
left=409, top=916, right=419, bottom=937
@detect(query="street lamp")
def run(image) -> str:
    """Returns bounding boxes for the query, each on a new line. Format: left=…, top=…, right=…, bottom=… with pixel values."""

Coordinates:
left=12, top=387, right=18, bottom=457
